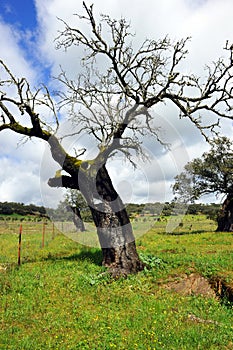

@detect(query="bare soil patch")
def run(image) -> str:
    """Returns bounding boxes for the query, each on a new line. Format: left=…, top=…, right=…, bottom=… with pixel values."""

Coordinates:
left=164, top=273, right=233, bottom=304
left=164, top=273, right=217, bottom=298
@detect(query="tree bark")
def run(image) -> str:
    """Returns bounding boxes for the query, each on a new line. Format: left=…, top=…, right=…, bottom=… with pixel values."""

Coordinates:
left=78, top=164, right=144, bottom=276
left=49, top=158, right=144, bottom=276
left=91, top=205, right=144, bottom=277
left=216, top=194, right=233, bottom=232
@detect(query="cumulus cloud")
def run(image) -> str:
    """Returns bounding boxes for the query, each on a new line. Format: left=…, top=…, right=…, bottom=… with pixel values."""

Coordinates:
left=0, top=156, right=41, bottom=204
left=0, top=22, right=37, bottom=82
left=0, top=18, right=46, bottom=205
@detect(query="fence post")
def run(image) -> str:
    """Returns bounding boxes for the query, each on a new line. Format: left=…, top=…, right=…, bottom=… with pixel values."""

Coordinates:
left=18, top=224, right=22, bottom=266
left=42, top=221, right=45, bottom=248
left=52, top=222, right=55, bottom=240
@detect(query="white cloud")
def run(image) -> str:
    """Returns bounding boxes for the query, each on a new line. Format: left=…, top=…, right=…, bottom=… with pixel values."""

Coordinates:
left=0, top=157, right=42, bottom=204
left=0, top=21, right=37, bottom=80
left=0, top=19, right=46, bottom=205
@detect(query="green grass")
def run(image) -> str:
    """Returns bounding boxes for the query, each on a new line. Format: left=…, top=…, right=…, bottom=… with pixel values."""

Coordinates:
left=0, top=217, right=233, bottom=349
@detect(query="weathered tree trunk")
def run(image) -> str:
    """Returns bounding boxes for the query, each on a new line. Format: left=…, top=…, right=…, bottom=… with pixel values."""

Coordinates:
left=78, top=164, right=144, bottom=277
left=216, top=194, right=233, bottom=232
left=91, top=205, right=144, bottom=277
left=49, top=160, right=144, bottom=276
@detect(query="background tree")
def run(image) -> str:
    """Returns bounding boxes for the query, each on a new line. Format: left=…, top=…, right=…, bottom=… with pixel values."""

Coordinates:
left=173, top=137, right=233, bottom=231
left=63, top=189, right=89, bottom=231
left=0, top=3, right=232, bottom=275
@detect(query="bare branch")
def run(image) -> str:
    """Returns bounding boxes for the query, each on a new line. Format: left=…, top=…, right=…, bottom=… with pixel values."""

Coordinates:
left=1, top=4, right=232, bottom=181
left=55, top=3, right=232, bottom=146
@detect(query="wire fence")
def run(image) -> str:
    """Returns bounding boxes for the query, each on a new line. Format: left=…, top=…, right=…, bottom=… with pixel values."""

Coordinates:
left=0, top=220, right=60, bottom=265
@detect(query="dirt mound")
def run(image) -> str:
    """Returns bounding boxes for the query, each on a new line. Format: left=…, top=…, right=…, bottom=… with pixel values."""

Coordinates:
left=209, top=276, right=233, bottom=302
left=164, top=273, right=216, bottom=298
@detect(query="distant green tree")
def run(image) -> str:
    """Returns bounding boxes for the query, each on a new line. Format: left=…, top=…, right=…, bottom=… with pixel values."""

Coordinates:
left=63, top=189, right=90, bottom=231
left=0, top=202, right=13, bottom=215
left=47, top=201, right=73, bottom=222
left=173, top=137, right=233, bottom=231
left=0, top=201, right=46, bottom=216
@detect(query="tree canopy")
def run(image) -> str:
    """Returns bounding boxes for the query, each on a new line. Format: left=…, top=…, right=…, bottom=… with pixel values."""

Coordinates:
left=173, top=137, right=233, bottom=201
left=173, top=137, right=233, bottom=231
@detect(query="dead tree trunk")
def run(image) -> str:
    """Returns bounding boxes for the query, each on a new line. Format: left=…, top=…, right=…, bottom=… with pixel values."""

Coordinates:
left=216, top=194, right=233, bottom=232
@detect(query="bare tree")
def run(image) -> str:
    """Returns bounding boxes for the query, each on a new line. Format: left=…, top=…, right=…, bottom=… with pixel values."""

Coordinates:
left=0, top=2, right=232, bottom=276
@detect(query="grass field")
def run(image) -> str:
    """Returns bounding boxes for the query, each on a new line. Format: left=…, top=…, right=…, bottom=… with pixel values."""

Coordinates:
left=0, top=215, right=233, bottom=349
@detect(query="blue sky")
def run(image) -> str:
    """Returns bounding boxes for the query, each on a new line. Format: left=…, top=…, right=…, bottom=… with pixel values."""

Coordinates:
left=0, top=0, right=37, bottom=29
left=0, top=0, right=53, bottom=84
left=0, top=0, right=232, bottom=208
left=0, top=1, right=37, bottom=58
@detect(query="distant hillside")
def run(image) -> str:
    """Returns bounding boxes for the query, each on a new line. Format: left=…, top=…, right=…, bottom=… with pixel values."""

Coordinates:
left=0, top=202, right=46, bottom=217
left=0, top=201, right=221, bottom=222
left=125, top=202, right=220, bottom=219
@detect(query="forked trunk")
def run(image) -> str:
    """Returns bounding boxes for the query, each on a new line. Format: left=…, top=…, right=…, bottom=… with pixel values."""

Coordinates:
left=216, top=194, right=233, bottom=232
left=79, top=164, right=144, bottom=277
left=50, top=162, right=144, bottom=276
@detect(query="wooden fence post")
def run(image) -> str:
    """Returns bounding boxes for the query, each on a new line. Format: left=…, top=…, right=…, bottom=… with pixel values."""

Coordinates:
left=42, top=222, right=45, bottom=248
left=18, top=224, right=22, bottom=266
left=52, top=222, right=55, bottom=240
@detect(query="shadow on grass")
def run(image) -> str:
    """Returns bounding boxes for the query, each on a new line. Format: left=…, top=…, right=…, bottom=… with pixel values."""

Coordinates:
left=45, top=247, right=103, bottom=266
left=160, top=230, right=208, bottom=236
left=63, top=248, right=103, bottom=265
